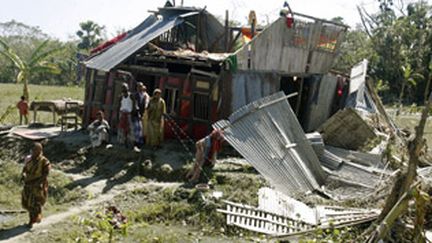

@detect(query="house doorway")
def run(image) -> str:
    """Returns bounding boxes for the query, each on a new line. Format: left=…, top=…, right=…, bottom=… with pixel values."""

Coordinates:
left=280, top=76, right=302, bottom=115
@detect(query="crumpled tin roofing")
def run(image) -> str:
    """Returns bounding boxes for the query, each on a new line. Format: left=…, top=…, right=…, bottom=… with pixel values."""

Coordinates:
left=85, top=11, right=198, bottom=72
left=213, top=92, right=327, bottom=197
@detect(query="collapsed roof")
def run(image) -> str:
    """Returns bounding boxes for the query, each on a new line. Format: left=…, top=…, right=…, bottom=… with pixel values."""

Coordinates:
left=85, top=6, right=226, bottom=72
left=84, top=5, right=348, bottom=75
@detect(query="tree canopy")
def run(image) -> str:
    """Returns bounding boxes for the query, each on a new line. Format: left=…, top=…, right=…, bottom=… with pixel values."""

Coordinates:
left=76, top=20, right=105, bottom=51
left=334, top=0, right=432, bottom=104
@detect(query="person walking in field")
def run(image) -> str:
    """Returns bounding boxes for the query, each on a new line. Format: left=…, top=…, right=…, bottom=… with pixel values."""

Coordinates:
left=146, top=89, right=166, bottom=149
left=17, top=96, right=29, bottom=125
left=21, top=142, right=51, bottom=228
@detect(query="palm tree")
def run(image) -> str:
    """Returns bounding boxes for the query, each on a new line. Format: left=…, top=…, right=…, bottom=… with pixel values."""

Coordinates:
left=0, top=39, right=62, bottom=99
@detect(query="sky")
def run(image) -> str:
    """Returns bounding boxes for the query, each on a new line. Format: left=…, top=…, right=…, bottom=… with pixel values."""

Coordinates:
left=0, top=0, right=426, bottom=41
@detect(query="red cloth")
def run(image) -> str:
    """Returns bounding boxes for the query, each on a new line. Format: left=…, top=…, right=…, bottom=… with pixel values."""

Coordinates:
left=118, top=112, right=129, bottom=133
left=286, top=15, right=294, bottom=28
left=206, top=130, right=223, bottom=162
left=17, top=100, right=28, bottom=115
left=90, top=33, right=127, bottom=54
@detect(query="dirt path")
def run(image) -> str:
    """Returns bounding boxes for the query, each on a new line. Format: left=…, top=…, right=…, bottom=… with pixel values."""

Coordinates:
left=1, top=170, right=181, bottom=243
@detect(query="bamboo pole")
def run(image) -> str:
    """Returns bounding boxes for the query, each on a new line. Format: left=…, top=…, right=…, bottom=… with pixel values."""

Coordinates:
left=367, top=182, right=420, bottom=243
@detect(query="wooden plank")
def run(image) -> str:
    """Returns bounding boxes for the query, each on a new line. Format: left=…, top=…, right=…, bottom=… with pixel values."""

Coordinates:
left=325, top=145, right=383, bottom=168
left=292, top=11, right=350, bottom=28
left=118, top=65, right=169, bottom=75
left=136, top=56, right=212, bottom=67
left=190, top=68, right=219, bottom=79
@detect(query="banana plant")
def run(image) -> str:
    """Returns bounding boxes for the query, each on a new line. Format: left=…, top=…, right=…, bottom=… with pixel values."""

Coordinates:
left=0, top=39, right=62, bottom=100
left=399, top=64, right=424, bottom=105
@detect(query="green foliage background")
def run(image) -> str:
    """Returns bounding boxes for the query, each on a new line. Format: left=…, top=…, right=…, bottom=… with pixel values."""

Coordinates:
left=0, top=1, right=431, bottom=104
left=334, top=1, right=432, bottom=104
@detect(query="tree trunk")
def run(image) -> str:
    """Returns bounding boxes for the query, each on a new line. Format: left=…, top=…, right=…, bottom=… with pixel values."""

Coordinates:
left=367, top=183, right=419, bottom=243
left=424, top=77, right=431, bottom=105
left=364, top=92, right=432, bottom=242
left=23, top=80, right=29, bottom=100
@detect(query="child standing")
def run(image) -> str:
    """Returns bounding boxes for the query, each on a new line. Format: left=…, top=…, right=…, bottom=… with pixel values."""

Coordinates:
left=17, top=96, right=29, bottom=125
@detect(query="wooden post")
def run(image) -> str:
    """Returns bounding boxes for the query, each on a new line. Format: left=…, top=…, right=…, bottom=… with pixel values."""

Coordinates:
left=366, top=77, right=398, bottom=136
left=224, top=10, right=229, bottom=52
left=251, top=19, right=256, bottom=39
left=295, top=77, right=304, bottom=116
left=195, top=13, right=201, bottom=52
left=33, top=105, right=38, bottom=123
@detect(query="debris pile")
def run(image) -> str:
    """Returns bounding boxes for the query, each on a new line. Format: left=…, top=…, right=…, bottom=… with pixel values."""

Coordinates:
left=218, top=187, right=380, bottom=236
left=213, top=89, right=432, bottom=240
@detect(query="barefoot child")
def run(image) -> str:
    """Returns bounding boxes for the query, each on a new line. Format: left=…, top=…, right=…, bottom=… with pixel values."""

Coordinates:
left=17, top=96, right=29, bottom=125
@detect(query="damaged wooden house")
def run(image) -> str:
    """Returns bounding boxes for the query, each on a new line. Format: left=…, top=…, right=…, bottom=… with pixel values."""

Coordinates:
left=82, top=4, right=349, bottom=139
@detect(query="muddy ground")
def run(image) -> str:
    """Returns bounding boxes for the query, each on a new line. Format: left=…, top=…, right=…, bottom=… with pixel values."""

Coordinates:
left=0, top=131, right=270, bottom=242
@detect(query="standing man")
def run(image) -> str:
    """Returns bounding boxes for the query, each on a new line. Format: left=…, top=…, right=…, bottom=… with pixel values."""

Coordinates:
left=21, top=142, right=51, bottom=227
left=88, top=110, right=110, bottom=148
left=135, top=82, right=150, bottom=141
left=132, top=82, right=149, bottom=147
left=147, top=89, right=166, bottom=149
left=117, top=83, right=134, bottom=147
left=17, top=96, right=29, bottom=125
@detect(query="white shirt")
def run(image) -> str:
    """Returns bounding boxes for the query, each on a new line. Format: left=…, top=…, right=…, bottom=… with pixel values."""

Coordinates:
left=120, top=95, right=133, bottom=113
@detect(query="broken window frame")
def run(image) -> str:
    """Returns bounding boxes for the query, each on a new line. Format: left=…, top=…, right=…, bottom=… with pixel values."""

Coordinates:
left=193, top=91, right=210, bottom=121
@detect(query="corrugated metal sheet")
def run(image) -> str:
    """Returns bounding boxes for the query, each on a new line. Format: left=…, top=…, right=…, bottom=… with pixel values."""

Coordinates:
left=213, top=92, right=326, bottom=197
left=230, top=71, right=280, bottom=111
left=234, top=16, right=346, bottom=74
left=346, top=59, right=377, bottom=113
left=85, top=12, right=198, bottom=71
left=302, top=74, right=338, bottom=132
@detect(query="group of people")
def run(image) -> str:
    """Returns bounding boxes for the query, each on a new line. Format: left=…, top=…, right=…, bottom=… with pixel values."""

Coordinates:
left=19, top=82, right=224, bottom=228
left=19, top=131, right=224, bottom=228
left=88, top=82, right=166, bottom=150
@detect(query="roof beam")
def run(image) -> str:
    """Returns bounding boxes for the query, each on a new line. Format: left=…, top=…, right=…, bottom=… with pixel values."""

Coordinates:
left=135, top=55, right=213, bottom=67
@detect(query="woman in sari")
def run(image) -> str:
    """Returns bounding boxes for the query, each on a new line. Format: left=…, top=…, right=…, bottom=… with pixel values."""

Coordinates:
left=21, top=142, right=51, bottom=227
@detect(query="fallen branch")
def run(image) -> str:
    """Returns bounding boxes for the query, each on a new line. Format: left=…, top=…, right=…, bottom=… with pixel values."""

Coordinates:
left=366, top=181, right=420, bottom=242
left=361, top=92, right=432, bottom=242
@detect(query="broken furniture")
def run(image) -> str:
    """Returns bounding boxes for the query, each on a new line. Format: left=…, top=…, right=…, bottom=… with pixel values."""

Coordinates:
left=60, top=101, right=80, bottom=131
left=30, top=99, right=83, bottom=126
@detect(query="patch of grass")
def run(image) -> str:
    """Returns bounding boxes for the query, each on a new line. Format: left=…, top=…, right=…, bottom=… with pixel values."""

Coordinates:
left=0, top=83, right=83, bottom=125
left=0, top=160, right=87, bottom=229
left=0, top=160, right=22, bottom=209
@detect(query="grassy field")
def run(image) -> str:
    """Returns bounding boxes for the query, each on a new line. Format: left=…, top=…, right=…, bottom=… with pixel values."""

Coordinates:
left=394, top=115, right=432, bottom=149
left=0, top=83, right=84, bottom=125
